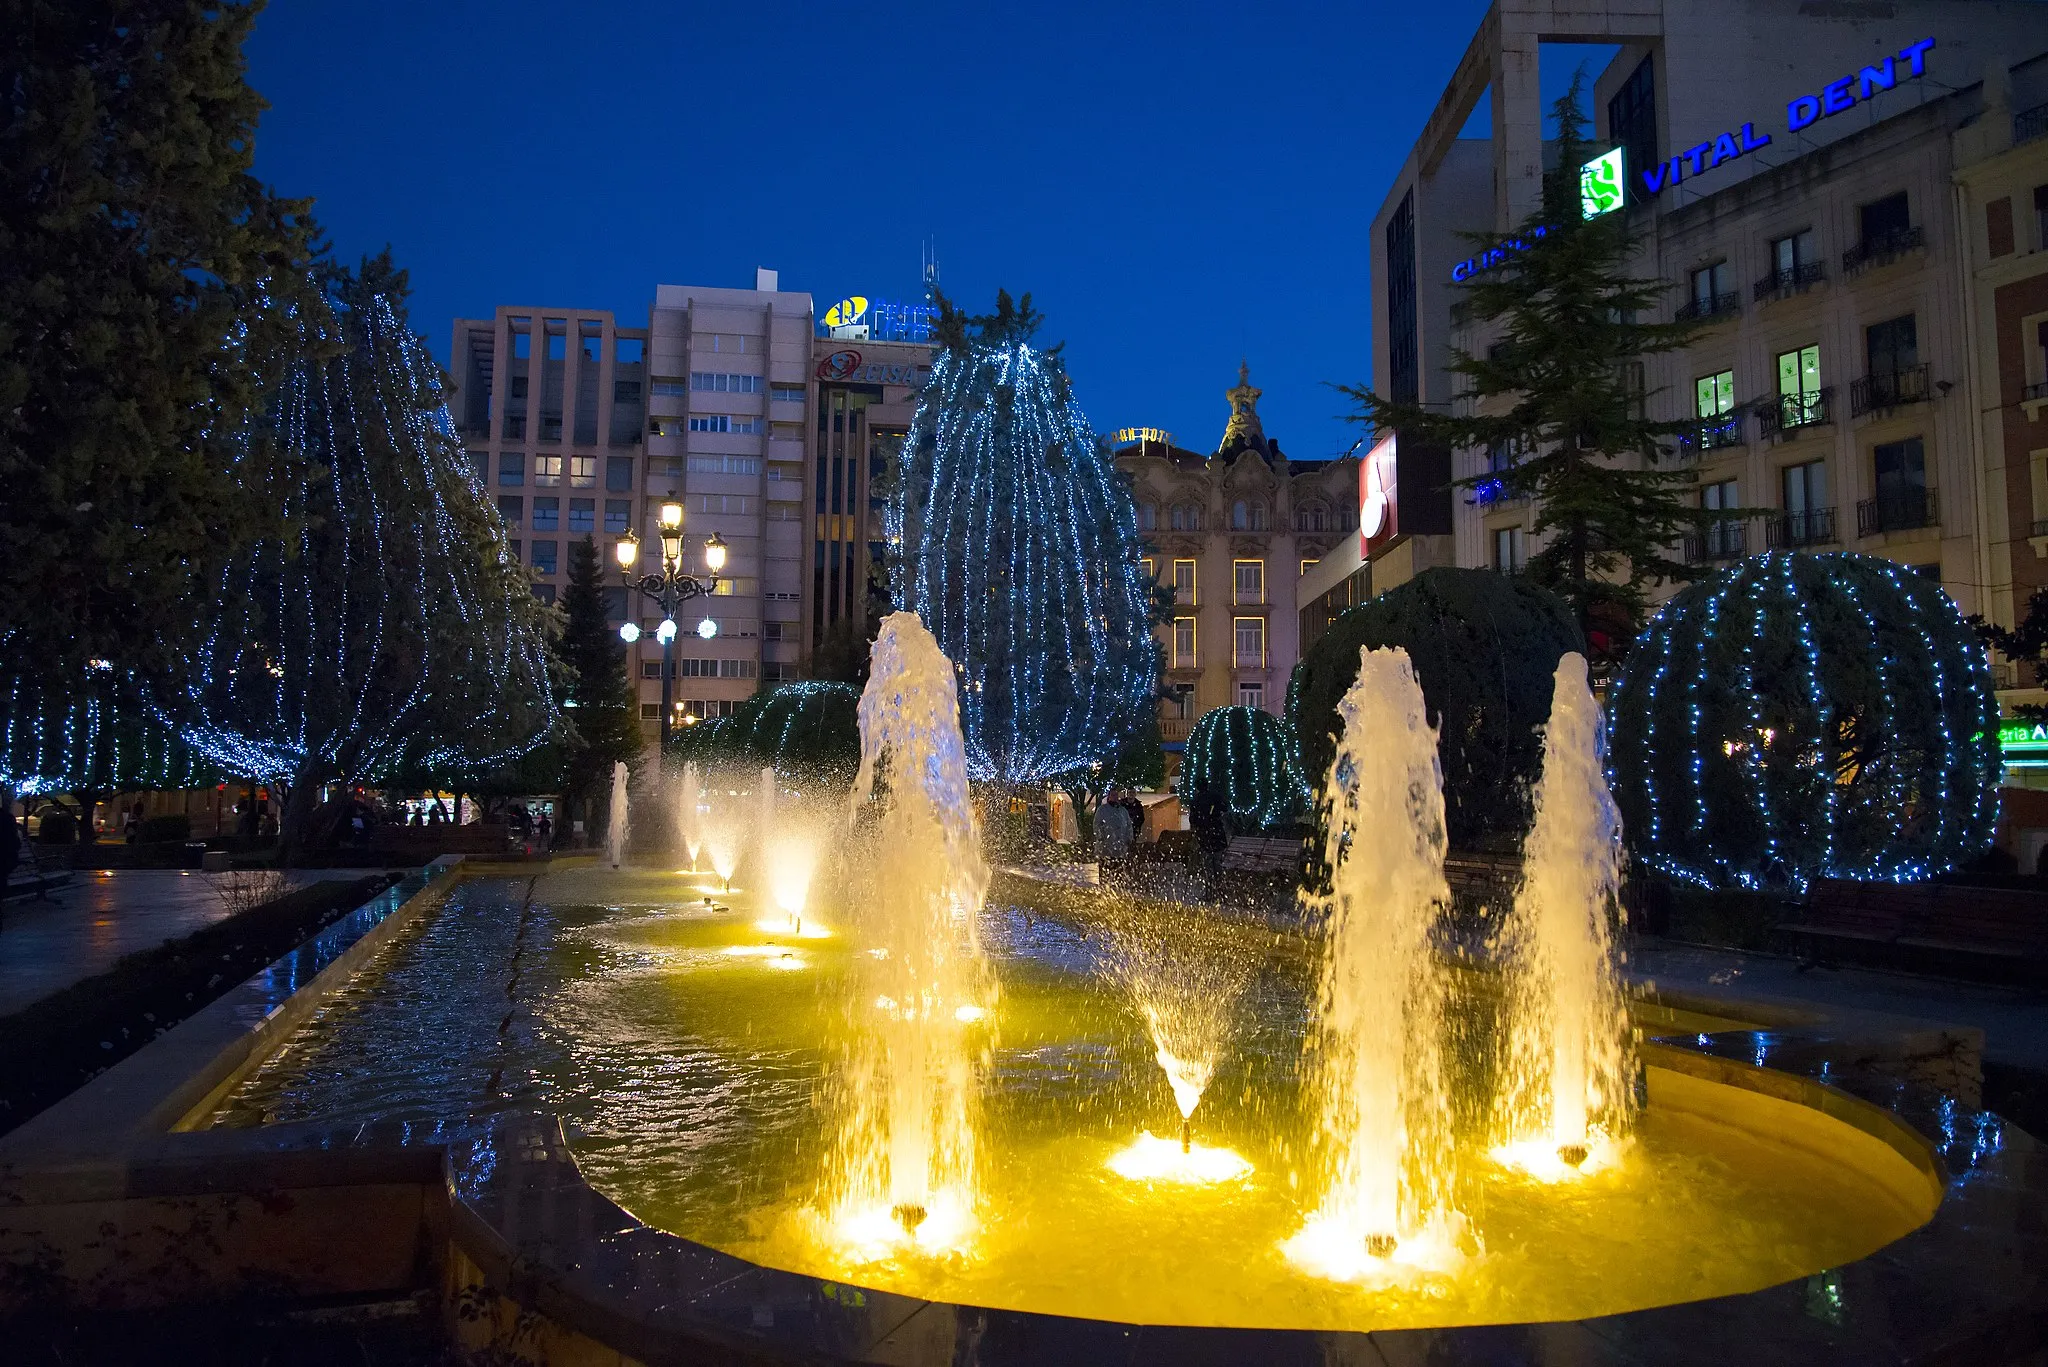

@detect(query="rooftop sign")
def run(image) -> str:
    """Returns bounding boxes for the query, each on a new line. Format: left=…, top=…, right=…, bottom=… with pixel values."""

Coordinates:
left=2001, top=719, right=2048, bottom=768
left=1580, top=147, right=1625, bottom=218
left=1115, top=427, right=1173, bottom=446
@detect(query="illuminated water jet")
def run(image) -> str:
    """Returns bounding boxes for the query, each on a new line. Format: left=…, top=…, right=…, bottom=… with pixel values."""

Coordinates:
left=1106, top=1131, right=1253, bottom=1184
left=1104, top=902, right=1251, bottom=1161
left=605, top=761, right=629, bottom=869
left=678, top=761, right=703, bottom=870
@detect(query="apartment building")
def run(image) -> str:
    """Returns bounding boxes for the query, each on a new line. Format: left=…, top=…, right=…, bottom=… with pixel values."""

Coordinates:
left=1119, top=365, right=1361, bottom=759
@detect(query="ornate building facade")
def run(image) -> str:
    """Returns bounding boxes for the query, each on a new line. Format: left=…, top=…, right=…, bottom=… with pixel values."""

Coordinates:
left=1116, top=365, right=1360, bottom=759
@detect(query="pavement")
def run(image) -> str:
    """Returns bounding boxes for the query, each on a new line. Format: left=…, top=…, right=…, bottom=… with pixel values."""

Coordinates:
left=0, top=868, right=358, bottom=1017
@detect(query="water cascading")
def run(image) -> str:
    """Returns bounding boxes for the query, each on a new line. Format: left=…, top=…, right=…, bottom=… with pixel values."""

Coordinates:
left=606, top=761, right=630, bottom=869
left=827, top=612, right=991, bottom=1257
left=1490, top=652, right=1635, bottom=1176
left=1287, top=647, right=1461, bottom=1280
left=678, top=761, right=703, bottom=871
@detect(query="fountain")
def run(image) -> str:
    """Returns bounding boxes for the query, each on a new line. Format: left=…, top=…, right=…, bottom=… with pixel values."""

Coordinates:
left=605, top=761, right=630, bottom=869
left=1286, top=646, right=1462, bottom=1279
left=677, top=761, right=703, bottom=871
left=825, top=611, right=991, bottom=1257
left=1490, top=653, right=1635, bottom=1176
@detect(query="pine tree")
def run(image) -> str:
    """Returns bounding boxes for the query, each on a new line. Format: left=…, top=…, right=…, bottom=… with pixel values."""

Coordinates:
left=163, top=255, right=562, bottom=857
left=1341, top=76, right=1725, bottom=651
left=891, top=291, right=1159, bottom=783
left=0, top=1, right=320, bottom=689
left=558, top=536, right=641, bottom=830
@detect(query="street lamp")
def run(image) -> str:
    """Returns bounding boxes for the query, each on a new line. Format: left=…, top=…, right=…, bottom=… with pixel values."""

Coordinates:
left=617, top=497, right=727, bottom=750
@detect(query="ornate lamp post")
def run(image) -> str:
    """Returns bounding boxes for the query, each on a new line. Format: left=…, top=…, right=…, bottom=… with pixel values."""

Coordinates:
left=616, top=497, right=727, bottom=749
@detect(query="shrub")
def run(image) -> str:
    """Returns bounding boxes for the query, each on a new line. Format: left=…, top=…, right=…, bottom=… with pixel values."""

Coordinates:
left=1608, top=552, right=1999, bottom=889
left=36, top=808, right=78, bottom=844
left=1289, top=566, right=1583, bottom=848
left=1176, top=705, right=1308, bottom=832
left=136, top=813, right=192, bottom=843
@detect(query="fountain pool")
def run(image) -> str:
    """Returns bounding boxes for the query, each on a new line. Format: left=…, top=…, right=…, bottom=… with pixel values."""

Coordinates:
left=209, top=865, right=1937, bottom=1333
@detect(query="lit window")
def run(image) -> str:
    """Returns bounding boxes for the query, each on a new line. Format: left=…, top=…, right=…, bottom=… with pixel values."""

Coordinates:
left=1173, top=617, right=1197, bottom=668
left=1233, top=616, right=1265, bottom=668
left=535, top=453, right=563, bottom=487
left=1233, top=559, right=1264, bottom=605
left=1172, top=558, right=1197, bottom=607
left=570, top=455, right=596, bottom=487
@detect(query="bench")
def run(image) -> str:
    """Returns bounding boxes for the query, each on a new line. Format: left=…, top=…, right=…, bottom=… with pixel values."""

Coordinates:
left=1221, top=835, right=1305, bottom=875
left=1783, top=878, right=2048, bottom=980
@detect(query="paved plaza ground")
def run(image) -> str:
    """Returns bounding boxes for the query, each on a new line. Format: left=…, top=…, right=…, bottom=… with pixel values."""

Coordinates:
left=0, top=868, right=361, bottom=1016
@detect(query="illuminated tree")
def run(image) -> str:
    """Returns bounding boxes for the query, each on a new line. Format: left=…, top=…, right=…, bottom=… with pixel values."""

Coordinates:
left=889, top=291, right=1158, bottom=783
left=1178, top=705, right=1308, bottom=832
left=1608, top=552, right=1999, bottom=889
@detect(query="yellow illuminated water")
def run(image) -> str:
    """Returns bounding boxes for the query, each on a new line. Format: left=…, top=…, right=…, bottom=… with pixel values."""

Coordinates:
left=216, top=868, right=1937, bottom=1332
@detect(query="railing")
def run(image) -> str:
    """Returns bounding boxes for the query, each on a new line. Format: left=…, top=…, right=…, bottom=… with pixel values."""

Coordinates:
left=2025, top=379, right=2048, bottom=402
left=1681, top=415, right=1746, bottom=452
left=1675, top=291, right=1742, bottom=324
left=2016, top=101, right=2048, bottom=144
left=1753, top=261, right=1826, bottom=300
left=1684, top=522, right=1749, bottom=563
left=1160, top=717, right=1193, bottom=744
left=1850, top=364, right=1931, bottom=417
left=1843, top=225, right=1925, bottom=275
left=1857, top=488, right=1938, bottom=537
left=1756, top=388, right=1833, bottom=440
left=1765, top=507, right=1837, bottom=548
left=1233, top=651, right=1267, bottom=670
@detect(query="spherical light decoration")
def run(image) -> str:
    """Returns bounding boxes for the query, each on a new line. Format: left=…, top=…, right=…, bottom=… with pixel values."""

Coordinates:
left=696, top=616, right=718, bottom=640
left=1608, top=551, right=2000, bottom=890
left=1176, top=705, right=1310, bottom=832
left=655, top=618, right=677, bottom=645
left=619, top=622, right=642, bottom=643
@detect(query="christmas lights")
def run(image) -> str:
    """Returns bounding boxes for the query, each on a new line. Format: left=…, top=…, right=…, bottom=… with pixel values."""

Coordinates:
left=889, top=296, right=1159, bottom=783
left=1, top=675, right=213, bottom=796
left=1177, top=705, right=1309, bottom=831
left=1607, top=552, right=1998, bottom=889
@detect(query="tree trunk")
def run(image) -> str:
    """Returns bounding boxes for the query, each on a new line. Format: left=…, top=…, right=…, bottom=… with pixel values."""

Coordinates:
left=276, top=758, right=334, bottom=867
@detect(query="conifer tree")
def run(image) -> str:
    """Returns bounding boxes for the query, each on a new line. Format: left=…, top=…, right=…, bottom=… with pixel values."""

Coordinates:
left=558, top=536, right=641, bottom=828
left=1341, top=76, right=1726, bottom=652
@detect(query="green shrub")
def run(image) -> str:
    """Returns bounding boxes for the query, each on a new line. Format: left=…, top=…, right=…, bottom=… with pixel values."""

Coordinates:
left=1177, top=706, right=1308, bottom=832
left=36, top=808, right=78, bottom=844
left=136, top=813, right=192, bottom=843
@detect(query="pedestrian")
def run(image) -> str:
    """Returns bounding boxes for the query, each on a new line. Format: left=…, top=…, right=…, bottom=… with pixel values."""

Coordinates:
left=124, top=799, right=144, bottom=843
left=536, top=811, right=553, bottom=849
left=1190, top=787, right=1231, bottom=899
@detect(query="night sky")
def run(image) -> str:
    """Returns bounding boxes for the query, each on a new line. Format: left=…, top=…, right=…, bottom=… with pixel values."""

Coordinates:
left=245, top=1, right=1601, bottom=461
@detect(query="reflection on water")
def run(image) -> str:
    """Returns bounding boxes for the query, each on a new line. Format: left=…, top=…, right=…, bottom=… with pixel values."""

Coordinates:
left=215, top=870, right=1928, bottom=1331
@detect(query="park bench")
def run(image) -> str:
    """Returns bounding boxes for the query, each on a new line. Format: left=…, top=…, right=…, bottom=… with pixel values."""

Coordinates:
left=1221, top=835, right=1304, bottom=875
left=1782, top=878, right=2048, bottom=981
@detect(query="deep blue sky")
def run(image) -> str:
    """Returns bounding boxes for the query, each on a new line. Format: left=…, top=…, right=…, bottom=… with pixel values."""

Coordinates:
left=242, top=0, right=1593, bottom=460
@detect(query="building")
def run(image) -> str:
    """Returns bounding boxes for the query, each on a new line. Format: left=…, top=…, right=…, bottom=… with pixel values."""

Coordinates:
left=1118, top=365, right=1361, bottom=757
left=1365, top=2, right=2048, bottom=662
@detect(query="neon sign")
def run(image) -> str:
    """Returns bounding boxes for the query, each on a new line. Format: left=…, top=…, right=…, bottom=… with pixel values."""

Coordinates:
left=1360, top=432, right=1399, bottom=557
left=2000, top=719, right=2048, bottom=768
left=1580, top=147, right=1625, bottom=219
left=1450, top=225, right=1549, bottom=283
left=1115, top=426, right=1173, bottom=446
left=819, top=294, right=937, bottom=343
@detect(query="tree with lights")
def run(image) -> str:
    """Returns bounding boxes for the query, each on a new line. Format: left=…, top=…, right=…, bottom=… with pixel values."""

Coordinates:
left=1607, top=552, right=1999, bottom=890
left=889, top=291, right=1159, bottom=784
left=558, top=537, right=642, bottom=834
left=161, top=256, right=561, bottom=858
left=1338, top=77, right=1723, bottom=655
left=1178, top=705, right=1308, bottom=833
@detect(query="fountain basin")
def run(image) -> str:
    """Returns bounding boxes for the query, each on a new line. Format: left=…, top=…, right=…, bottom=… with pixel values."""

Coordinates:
left=204, top=869, right=1955, bottom=1335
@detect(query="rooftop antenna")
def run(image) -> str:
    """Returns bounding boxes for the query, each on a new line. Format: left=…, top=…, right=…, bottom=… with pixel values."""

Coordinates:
left=922, top=238, right=940, bottom=305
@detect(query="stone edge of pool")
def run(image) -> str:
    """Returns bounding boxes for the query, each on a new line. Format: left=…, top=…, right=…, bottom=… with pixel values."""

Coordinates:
left=0, top=864, right=2039, bottom=1365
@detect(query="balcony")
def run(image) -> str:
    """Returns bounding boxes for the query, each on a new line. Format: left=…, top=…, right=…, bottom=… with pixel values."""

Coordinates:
left=1842, top=225, right=1925, bottom=276
left=1850, top=364, right=1931, bottom=418
left=1679, top=414, right=1746, bottom=453
left=1684, top=522, right=1749, bottom=564
left=1857, top=488, right=1938, bottom=537
left=1675, top=291, right=1742, bottom=325
left=2015, top=101, right=2048, bottom=145
left=1756, top=388, right=1833, bottom=440
left=1160, top=717, right=1193, bottom=744
left=1753, top=261, right=1826, bottom=301
left=1765, top=507, right=1837, bottom=548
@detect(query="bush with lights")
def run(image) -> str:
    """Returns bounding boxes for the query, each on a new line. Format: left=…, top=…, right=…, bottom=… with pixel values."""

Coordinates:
left=1177, top=705, right=1309, bottom=833
left=1289, top=566, right=1583, bottom=849
left=667, top=681, right=861, bottom=784
left=1607, top=551, right=2000, bottom=889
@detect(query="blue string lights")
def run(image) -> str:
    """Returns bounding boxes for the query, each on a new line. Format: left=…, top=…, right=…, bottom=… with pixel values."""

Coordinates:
left=1177, top=705, right=1309, bottom=831
left=1607, top=551, right=1999, bottom=889
left=1, top=674, right=214, bottom=796
left=888, top=298, right=1158, bottom=783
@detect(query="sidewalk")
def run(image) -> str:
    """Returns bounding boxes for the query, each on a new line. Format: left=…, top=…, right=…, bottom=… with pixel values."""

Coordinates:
left=0, top=869, right=355, bottom=1017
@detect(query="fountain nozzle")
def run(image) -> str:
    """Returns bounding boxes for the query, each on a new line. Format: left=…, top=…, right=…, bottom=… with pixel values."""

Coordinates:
left=1558, top=1143, right=1590, bottom=1168
left=1364, top=1232, right=1398, bottom=1259
left=1180, top=1118, right=1191, bottom=1154
left=891, top=1203, right=928, bottom=1238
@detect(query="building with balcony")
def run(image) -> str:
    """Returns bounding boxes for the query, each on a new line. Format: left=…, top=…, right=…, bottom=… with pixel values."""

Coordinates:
left=1364, top=0, right=2048, bottom=658
left=1117, top=365, right=1361, bottom=760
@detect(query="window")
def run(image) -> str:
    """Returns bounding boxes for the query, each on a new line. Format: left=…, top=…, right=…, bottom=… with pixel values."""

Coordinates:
left=707, top=334, right=748, bottom=354
left=1237, top=681, right=1265, bottom=710
left=764, top=621, right=784, bottom=642
left=1138, top=502, right=1157, bottom=531
left=1772, top=228, right=1817, bottom=275
left=469, top=450, right=488, bottom=483
left=531, top=583, right=555, bottom=604
left=498, top=452, right=525, bottom=486
left=606, top=456, right=633, bottom=491
left=1780, top=460, right=1830, bottom=545
left=1233, top=559, right=1265, bottom=605
left=569, top=498, right=595, bottom=533
left=535, top=453, right=563, bottom=487
left=689, top=415, right=730, bottom=433
left=496, top=495, right=522, bottom=527
left=642, top=661, right=662, bottom=680
left=570, top=455, right=596, bottom=487
left=691, top=494, right=754, bottom=515
left=1170, top=502, right=1201, bottom=531
left=1173, top=617, right=1197, bottom=668
left=688, top=455, right=761, bottom=475
left=651, top=380, right=688, bottom=398
left=1696, top=370, right=1735, bottom=417
left=1701, top=478, right=1741, bottom=558
left=1872, top=436, right=1929, bottom=528
left=1168, top=684, right=1195, bottom=719
left=771, top=384, right=805, bottom=404
left=1233, top=617, right=1266, bottom=668
left=1866, top=314, right=1918, bottom=376
left=1860, top=192, right=1911, bottom=244
left=509, top=539, right=521, bottom=562
left=604, top=499, right=630, bottom=534
left=1607, top=55, right=1656, bottom=206
left=510, top=375, right=529, bottom=401
left=1140, top=557, right=1155, bottom=582
left=531, top=496, right=559, bottom=531
left=614, top=380, right=642, bottom=402
left=1777, top=345, right=1823, bottom=426
left=530, top=540, right=558, bottom=575
left=1493, top=526, right=1526, bottom=572
left=1386, top=189, right=1418, bottom=405
left=1230, top=500, right=1266, bottom=530
left=1688, top=262, right=1734, bottom=313
left=690, top=372, right=761, bottom=393
left=641, top=702, right=661, bottom=720
left=1171, top=558, right=1197, bottom=607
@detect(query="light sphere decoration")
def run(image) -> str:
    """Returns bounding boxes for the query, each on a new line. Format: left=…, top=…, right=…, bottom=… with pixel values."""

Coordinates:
left=697, top=616, right=718, bottom=640
left=888, top=293, right=1158, bottom=782
left=656, top=618, right=678, bottom=645
left=1607, top=551, right=2000, bottom=890
left=1176, top=705, right=1310, bottom=832
left=619, top=622, right=642, bottom=644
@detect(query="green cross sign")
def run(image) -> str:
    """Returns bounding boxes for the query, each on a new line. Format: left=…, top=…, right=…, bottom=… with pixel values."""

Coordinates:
left=1580, top=147, right=1625, bottom=219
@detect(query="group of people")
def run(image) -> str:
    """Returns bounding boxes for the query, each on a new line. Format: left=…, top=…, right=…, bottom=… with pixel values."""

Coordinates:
left=1093, top=789, right=1149, bottom=876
